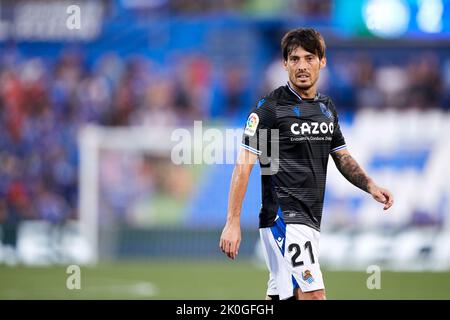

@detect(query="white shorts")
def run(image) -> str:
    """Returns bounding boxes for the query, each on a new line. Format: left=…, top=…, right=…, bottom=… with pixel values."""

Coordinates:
left=259, top=217, right=324, bottom=300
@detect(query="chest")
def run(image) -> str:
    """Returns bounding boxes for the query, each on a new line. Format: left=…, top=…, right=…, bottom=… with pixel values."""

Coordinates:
left=275, top=102, right=335, bottom=141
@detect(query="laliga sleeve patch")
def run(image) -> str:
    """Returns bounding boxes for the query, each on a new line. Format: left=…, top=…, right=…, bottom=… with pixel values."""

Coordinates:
left=244, top=113, right=259, bottom=137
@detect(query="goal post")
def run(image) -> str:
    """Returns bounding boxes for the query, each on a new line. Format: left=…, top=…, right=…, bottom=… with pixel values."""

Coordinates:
left=78, top=125, right=185, bottom=264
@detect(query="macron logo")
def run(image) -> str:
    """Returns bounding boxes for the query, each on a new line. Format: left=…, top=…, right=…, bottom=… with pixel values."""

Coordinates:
left=275, top=237, right=284, bottom=249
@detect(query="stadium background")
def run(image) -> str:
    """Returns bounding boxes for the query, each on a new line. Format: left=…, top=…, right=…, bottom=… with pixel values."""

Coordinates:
left=0, top=0, right=450, bottom=299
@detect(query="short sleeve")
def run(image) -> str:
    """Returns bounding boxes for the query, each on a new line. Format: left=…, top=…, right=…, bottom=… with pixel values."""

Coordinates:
left=329, top=102, right=347, bottom=153
left=241, top=98, right=276, bottom=156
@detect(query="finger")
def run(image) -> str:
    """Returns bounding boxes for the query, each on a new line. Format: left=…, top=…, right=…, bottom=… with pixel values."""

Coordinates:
left=383, top=191, right=393, bottom=204
left=383, top=192, right=392, bottom=203
left=229, top=243, right=235, bottom=259
left=383, top=194, right=394, bottom=210
left=389, top=196, right=394, bottom=206
left=231, top=241, right=239, bottom=260
left=225, top=242, right=234, bottom=259
left=384, top=197, right=394, bottom=210
left=219, top=238, right=225, bottom=252
left=374, top=193, right=386, bottom=204
left=222, top=239, right=230, bottom=254
left=230, top=241, right=236, bottom=259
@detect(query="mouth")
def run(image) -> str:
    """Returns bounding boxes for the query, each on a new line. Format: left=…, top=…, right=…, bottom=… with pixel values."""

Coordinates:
left=296, top=74, right=310, bottom=80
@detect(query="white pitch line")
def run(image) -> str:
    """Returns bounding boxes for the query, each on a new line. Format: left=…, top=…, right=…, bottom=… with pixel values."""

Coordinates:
left=0, top=281, right=158, bottom=299
left=74, top=281, right=159, bottom=297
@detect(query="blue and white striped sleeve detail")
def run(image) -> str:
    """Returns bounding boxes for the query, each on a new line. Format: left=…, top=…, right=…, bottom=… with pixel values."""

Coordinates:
left=330, top=144, right=347, bottom=153
left=241, top=143, right=262, bottom=155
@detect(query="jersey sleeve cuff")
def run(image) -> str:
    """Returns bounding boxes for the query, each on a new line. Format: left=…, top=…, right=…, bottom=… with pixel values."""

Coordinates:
left=330, top=144, right=347, bottom=153
left=241, top=143, right=262, bottom=155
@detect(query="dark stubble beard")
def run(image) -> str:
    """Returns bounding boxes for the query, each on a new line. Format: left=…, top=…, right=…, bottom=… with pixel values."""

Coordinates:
left=290, top=73, right=318, bottom=93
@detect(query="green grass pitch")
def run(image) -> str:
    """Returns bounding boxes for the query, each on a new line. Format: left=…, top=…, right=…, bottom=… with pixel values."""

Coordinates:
left=0, top=260, right=449, bottom=299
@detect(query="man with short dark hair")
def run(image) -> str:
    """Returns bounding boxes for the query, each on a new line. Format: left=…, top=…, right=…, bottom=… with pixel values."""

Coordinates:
left=219, top=28, right=394, bottom=300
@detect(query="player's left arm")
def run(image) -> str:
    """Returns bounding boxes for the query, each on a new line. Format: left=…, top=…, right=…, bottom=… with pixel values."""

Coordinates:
left=331, top=148, right=394, bottom=210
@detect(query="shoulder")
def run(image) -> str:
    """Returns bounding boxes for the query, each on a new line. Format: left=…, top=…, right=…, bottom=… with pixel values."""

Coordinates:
left=246, top=93, right=279, bottom=128
left=254, top=96, right=276, bottom=110
left=317, top=92, right=332, bottom=105
left=254, top=85, right=290, bottom=109
left=266, top=85, right=289, bottom=101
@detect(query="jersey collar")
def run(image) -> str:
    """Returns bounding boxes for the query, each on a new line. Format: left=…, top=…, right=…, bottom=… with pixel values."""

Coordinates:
left=287, top=81, right=320, bottom=102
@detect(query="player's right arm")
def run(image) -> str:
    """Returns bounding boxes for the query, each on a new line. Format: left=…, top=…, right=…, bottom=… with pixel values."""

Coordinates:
left=220, top=148, right=258, bottom=259
left=219, top=148, right=258, bottom=260
left=220, top=98, right=275, bottom=260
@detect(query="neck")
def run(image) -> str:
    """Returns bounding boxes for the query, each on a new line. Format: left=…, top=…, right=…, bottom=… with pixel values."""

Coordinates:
left=288, top=80, right=317, bottom=99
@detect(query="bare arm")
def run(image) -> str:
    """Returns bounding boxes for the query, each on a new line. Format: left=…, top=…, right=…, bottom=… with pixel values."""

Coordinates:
left=331, top=148, right=394, bottom=210
left=219, top=148, right=258, bottom=259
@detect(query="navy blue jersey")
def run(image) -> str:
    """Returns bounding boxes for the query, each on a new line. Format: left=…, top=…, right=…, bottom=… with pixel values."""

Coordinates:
left=241, top=83, right=346, bottom=231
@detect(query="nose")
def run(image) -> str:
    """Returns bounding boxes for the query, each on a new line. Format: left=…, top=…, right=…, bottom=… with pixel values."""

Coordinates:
left=297, top=58, right=308, bottom=71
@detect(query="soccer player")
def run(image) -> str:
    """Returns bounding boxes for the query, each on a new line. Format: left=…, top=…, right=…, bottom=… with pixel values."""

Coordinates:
left=219, top=28, right=394, bottom=300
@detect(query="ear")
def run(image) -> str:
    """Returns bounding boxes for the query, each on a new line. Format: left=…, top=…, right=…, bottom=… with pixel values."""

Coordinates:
left=283, top=59, right=288, bottom=71
left=319, top=56, right=327, bottom=69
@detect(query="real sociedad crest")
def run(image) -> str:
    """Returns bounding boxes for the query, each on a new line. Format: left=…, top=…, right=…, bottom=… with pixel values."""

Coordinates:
left=319, top=102, right=333, bottom=119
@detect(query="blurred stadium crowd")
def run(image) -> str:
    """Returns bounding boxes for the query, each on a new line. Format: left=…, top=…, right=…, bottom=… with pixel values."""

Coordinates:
left=120, top=0, right=333, bottom=15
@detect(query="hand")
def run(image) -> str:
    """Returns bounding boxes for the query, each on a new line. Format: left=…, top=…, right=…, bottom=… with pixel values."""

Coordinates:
left=219, top=222, right=241, bottom=260
left=368, top=183, right=394, bottom=211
